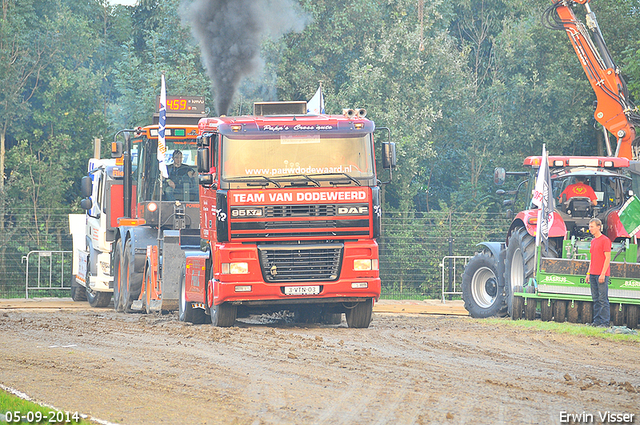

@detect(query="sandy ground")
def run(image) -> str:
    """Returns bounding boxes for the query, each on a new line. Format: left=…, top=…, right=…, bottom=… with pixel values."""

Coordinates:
left=0, top=300, right=638, bottom=425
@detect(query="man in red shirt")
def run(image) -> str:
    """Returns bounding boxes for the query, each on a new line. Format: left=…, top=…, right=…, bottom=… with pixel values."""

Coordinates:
left=559, top=176, right=597, bottom=206
left=587, top=218, right=611, bottom=327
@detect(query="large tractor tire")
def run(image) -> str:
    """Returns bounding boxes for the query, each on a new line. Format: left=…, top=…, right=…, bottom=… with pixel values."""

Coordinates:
left=462, top=251, right=505, bottom=318
left=504, top=227, right=557, bottom=318
left=345, top=299, right=373, bottom=328
left=122, top=239, right=142, bottom=313
left=178, top=264, right=205, bottom=324
left=113, top=241, right=124, bottom=312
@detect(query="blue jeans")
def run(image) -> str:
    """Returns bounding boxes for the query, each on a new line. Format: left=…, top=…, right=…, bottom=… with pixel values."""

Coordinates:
left=589, top=274, right=610, bottom=326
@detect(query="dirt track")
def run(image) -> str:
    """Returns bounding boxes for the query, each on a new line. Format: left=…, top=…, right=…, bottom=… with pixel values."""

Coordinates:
left=0, top=302, right=639, bottom=425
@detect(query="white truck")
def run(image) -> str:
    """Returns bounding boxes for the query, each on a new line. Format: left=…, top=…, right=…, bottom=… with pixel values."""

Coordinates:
left=69, top=158, right=128, bottom=307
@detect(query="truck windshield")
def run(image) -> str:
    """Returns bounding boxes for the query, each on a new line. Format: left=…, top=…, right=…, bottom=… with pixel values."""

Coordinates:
left=221, top=134, right=375, bottom=187
left=134, top=136, right=199, bottom=203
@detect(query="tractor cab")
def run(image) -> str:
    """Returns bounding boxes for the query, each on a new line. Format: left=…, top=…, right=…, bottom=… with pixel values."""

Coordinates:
left=550, top=168, right=631, bottom=238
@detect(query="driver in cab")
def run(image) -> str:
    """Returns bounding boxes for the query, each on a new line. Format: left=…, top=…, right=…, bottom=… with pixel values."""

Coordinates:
left=165, top=150, right=195, bottom=201
left=558, top=175, right=597, bottom=206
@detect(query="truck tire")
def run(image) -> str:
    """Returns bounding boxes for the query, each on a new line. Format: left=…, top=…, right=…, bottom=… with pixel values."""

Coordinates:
left=209, top=302, right=237, bottom=327
left=505, top=227, right=557, bottom=318
left=83, top=266, right=111, bottom=308
left=511, top=286, right=524, bottom=320
left=179, top=264, right=205, bottom=324
left=70, top=277, right=87, bottom=302
left=462, top=251, right=505, bottom=318
left=86, top=287, right=112, bottom=308
left=345, top=299, right=373, bottom=328
left=627, top=305, right=639, bottom=329
left=113, top=241, right=124, bottom=312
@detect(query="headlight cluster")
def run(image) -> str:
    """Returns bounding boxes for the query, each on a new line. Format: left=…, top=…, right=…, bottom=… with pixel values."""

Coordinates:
left=353, top=259, right=378, bottom=271
left=221, top=262, right=249, bottom=274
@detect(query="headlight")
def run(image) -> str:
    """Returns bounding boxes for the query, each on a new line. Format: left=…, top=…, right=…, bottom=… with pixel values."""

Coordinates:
left=221, top=262, right=249, bottom=274
left=354, top=259, right=378, bottom=271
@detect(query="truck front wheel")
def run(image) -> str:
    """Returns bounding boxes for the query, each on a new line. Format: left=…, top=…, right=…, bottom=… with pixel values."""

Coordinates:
left=86, top=286, right=112, bottom=308
left=70, top=277, right=86, bottom=302
left=209, top=302, right=237, bottom=327
left=462, top=251, right=505, bottom=318
left=345, top=299, right=373, bottom=328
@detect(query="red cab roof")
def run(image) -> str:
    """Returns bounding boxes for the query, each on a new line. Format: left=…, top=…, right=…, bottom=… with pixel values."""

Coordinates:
left=523, top=156, right=629, bottom=168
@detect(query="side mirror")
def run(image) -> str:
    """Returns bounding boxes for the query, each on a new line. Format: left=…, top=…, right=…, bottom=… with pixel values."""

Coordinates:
left=382, top=142, right=397, bottom=169
left=197, top=148, right=210, bottom=173
left=199, top=174, right=216, bottom=188
left=81, top=176, right=93, bottom=198
left=111, top=141, right=123, bottom=158
left=197, top=134, right=211, bottom=148
left=80, top=197, right=93, bottom=210
left=494, top=167, right=506, bottom=186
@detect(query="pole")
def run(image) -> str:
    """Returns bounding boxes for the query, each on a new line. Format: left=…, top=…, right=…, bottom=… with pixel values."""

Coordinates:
left=447, top=210, right=453, bottom=300
left=123, top=132, right=132, bottom=218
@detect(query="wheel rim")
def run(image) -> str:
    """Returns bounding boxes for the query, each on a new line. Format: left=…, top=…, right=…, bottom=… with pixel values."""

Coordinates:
left=471, top=266, right=498, bottom=309
left=510, top=247, right=524, bottom=292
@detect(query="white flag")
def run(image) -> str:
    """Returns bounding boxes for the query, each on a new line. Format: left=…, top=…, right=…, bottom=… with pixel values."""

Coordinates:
left=158, top=74, right=169, bottom=178
left=532, top=144, right=554, bottom=254
left=307, top=85, right=325, bottom=115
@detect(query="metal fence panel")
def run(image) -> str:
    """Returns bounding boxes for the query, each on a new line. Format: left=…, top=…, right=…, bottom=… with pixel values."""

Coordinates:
left=22, top=251, right=73, bottom=298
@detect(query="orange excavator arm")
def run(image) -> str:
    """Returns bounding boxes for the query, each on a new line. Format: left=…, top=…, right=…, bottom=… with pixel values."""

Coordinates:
left=543, top=0, right=640, bottom=159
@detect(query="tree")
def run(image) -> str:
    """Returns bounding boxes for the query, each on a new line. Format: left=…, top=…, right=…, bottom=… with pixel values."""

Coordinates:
left=0, top=0, right=61, bottom=274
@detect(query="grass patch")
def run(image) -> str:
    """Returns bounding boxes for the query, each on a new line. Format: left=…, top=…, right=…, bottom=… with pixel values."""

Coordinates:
left=0, top=388, right=94, bottom=424
left=481, top=317, right=640, bottom=342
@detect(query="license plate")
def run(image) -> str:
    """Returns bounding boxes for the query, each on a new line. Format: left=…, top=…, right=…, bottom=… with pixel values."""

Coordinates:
left=284, top=286, right=320, bottom=296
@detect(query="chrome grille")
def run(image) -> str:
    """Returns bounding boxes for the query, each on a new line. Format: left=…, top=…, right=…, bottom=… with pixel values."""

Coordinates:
left=257, top=244, right=343, bottom=283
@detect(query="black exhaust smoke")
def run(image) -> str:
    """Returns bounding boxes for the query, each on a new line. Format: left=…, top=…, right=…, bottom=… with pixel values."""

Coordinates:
left=182, top=0, right=309, bottom=116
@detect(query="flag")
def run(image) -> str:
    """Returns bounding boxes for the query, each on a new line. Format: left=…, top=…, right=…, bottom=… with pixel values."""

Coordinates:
left=532, top=144, right=554, bottom=254
left=158, top=74, right=169, bottom=179
left=307, top=85, right=325, bottom=115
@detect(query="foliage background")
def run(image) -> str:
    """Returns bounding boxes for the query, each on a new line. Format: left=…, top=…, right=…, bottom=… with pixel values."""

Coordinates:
left=1, top=0, right=639, bottom=298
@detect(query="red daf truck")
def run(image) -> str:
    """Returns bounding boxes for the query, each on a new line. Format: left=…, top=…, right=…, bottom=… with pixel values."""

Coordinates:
left=179, top=101, right=395, bottom=327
